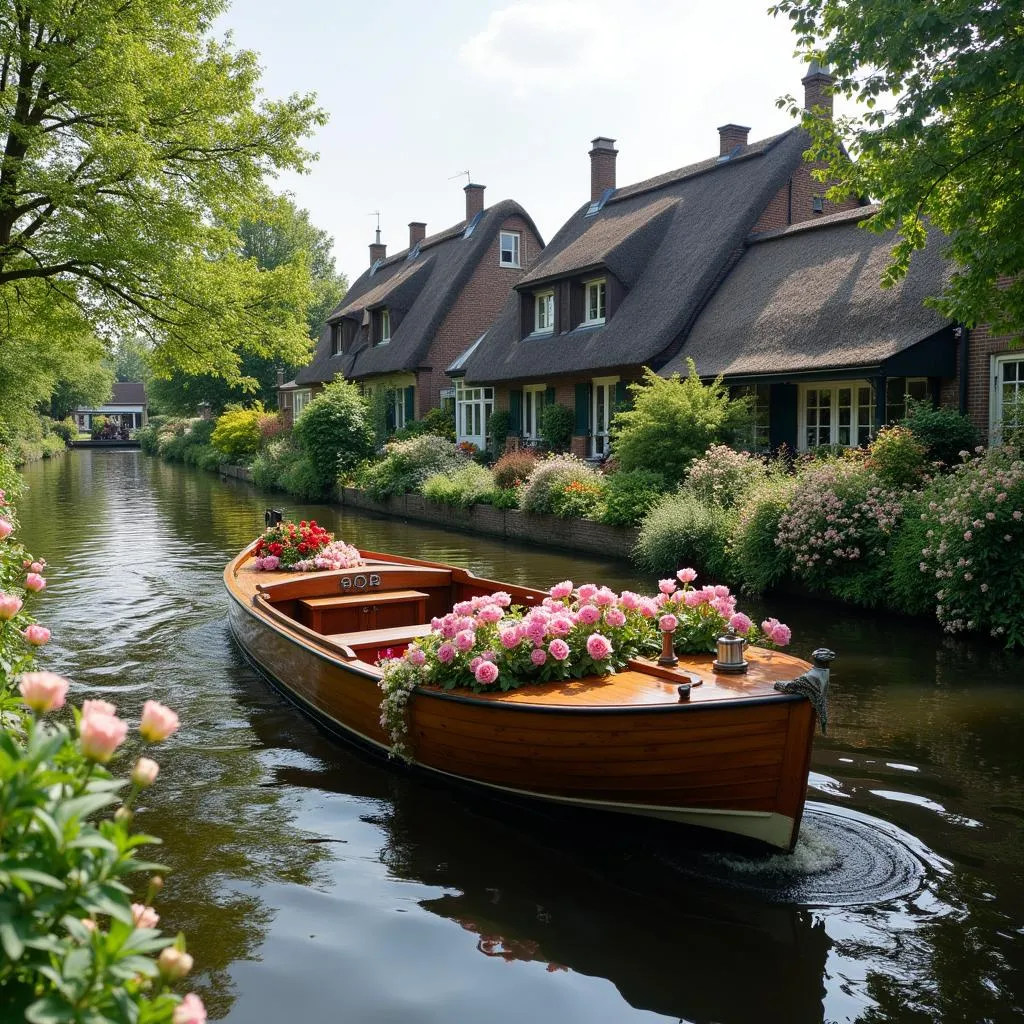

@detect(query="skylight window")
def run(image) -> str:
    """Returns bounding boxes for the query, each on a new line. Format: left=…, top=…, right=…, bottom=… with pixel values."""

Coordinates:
left=462, top=210, right=484, bottom=238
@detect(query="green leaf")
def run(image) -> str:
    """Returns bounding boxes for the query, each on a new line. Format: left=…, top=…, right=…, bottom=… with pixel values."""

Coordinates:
left=25, top=996, right=76, bottom=1024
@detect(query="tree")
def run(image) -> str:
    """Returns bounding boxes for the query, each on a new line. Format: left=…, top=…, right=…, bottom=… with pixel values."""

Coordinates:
left=107, top=336, right=152, bottom=383
left=0, top=0, right=325, bottom=387
left=49, top=360, right=114, bottom=420
left=770, top=1, right=1024, bottom=340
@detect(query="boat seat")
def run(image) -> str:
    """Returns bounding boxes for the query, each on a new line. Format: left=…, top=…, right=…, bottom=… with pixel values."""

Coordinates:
left=326, top=622, right=434, bottom=649
left=298, top=590, right=429, bottom=634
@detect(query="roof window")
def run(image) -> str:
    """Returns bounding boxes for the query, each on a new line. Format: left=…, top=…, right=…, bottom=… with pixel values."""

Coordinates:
left=585, top=186, right=615, bottom=218
left=462, top=210, right=484, bottom=238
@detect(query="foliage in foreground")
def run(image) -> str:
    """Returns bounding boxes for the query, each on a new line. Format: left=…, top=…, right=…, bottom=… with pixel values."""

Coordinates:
left=293, top=380, right=375, bottom=495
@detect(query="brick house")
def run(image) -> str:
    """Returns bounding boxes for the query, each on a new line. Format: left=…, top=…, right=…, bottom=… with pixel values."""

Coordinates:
left=453, top=67, right=865, bottom=457
left=284, top=186, right=543, bottom=431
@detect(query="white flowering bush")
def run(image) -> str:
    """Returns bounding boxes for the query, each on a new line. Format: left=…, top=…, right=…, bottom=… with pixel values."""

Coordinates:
left=519, top=454, right=603, bottom=515
left=775, top=459, right=907, bottom=606
left=916, top=447, right=1024, bottom=645
left=685, top=444, right=767, bottom=508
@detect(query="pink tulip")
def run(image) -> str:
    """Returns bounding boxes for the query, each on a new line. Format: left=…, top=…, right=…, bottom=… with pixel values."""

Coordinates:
left=22, top=624, right=51, bottom=646
left=0, top=593, right=22, bottom=620
left=24, top=573, right=46, bottom=593
left=81, top=699, right=118, bottom=720
left=0, top=518, right=12, bottom=539
left=18, top=671, right=69, bottom=713
left=139, top=700, right=180, bottom=743
left=79, top=711, right=128, bottom=762
left=173, top=993, right=207, bottom=1024
left=159, top=947, right=195, bottom=981
left=131, top=903, right=160, bottom=929
left=131, top=757, right=160, bottom=787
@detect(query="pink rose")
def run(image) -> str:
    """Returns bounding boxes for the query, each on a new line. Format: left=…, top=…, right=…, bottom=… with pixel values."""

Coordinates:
left=594, top=587, right=616, bottom=607
left=578, top=604, right=601, bottom=625
left=82, top=699, right=117, bottom=719
left=548, top=639, right=570, bottom=661
left=530, top=648, right=547, bottom=666
left=0, top=518, right=12, bottom=539
left=24, top=573, right=46, bottom=593
left=437, top=642, right=455, bottom=663
left=131, top=903, right=160, bottom=929
left=455, top=629, right=476, bottom=653
left=30, top=562, right=44, bottom=574
left=22, top=624, right=51, bottom=646
left=0, top=593, right=23, bottom=620
left=728, top=612, right=753, bottom=635
left=604, top=608, right=626, bottom=628
left=262, top=555, right=280, bottom=571
left=683, top=590, right=702, bottom=608
left=676, top=567, right=698, bottom=583
left=548, top=615, right=574, bottom=636
left=139, top=700, right=180, bottom=743
left=658, top=614, right=678, bottom=633
left=586, top=633, right=612, bottom=660
left=771, top=623, right=792, bottom=646
left=173, top=993, right=207, bottom=1024
left=131, top=757, right=160, bottom=787
left=492, top=591, right=513, bottom=608
left=407, top=645, right=426, bottom=666
left=714, top=585, right=730, bottom=598
left=474, top=661, right=499, bottom=685
left=549, top=580, right=574, bottom=600
left=18, top=671, right=69, bottom=713
left=577, top=583, right=598, bottom=602
left=80, top=711, right=128, bottom=762
left=658, top=579, right=677, bottom=594
left=476, top=604, right=502, bottom=624
left=452, top=601, right=473, bottom=616
left=619, top=591, right=640, bottom=611
left=159, top=947, right=195, bottom=981
left=498, top=628, right=520, bottom=649
left=638, top=598, right=659, bottom=618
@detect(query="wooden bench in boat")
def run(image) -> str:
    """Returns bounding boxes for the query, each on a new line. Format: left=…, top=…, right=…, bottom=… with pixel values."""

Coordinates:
left=298, top=590, right=429, bottom=634
left=326, top=622, right=434, bottom=657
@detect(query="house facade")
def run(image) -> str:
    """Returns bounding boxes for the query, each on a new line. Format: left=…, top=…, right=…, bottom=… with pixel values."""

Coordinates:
left=74, top=381, right=148, bottom=433
left=283, top=186, right=544, bottom=432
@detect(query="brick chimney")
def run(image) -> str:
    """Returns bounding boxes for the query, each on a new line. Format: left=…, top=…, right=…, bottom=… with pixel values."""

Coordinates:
left=464, top=183, right=485, bottom=220
left=275, top=367, right=284, bottom=388
left=717, top=124, right=750, bottom=155
left=369, top=225, right=386, bottom=265
left=408, top=221, right=426, bottom=248
left=589, top=137, right=617, bottom=202
left=802, top=61, right=834, bottom=119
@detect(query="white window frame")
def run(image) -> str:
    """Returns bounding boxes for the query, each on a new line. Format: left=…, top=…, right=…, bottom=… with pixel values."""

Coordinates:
left=455, top=380, right=494, bottom=450
left=583, top=278, right=607, bottom=326
left=389, top=387, right=406, bottom=431
left=885, top=376, right=930, bottom=423
left=293, top=389, right=313, bottom=420
left=798, top=381, right=875, bottom=451
left=378, top=308, right=391, bottom=345
left=499, top=231, right=521, bottom=268
left=591, top=376, right=619, bottom=457
left=991, top=354, right=1024, bottom=442
left=534, top=290, right=554, bottom=334
left=523, top=383, right=547, bottom=440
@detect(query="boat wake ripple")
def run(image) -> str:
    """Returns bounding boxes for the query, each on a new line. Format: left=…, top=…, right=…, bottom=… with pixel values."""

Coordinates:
left=654, top=802, right=946, bottom=907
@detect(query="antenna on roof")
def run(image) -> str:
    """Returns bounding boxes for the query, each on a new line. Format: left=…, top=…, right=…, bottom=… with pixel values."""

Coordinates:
left=368, top=210, right=381, bottom=243
left=448, top=170, right=471, bottom=186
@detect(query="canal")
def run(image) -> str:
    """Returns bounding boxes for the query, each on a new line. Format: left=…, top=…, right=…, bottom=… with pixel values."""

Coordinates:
left=17, top=450, right=1024, bottom=1023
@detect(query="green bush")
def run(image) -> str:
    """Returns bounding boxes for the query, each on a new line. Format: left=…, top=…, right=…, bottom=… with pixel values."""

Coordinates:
left=485, top=486, right=520, bottom=509
left=48, top=418, right=77, bottom=446
left=901, top=398, right=981, bottom=468
left=886, top=494, right=937, bottom=617
left=611, top=364, right=752, bottom=484
left=294, top=379, right=375, bottom=494
left=549, top=476, right=607, bottom=519
left=488, top=410, right=511, bottom=456
left=600, top=469, right=666, bottom=526
left=539, top=403, right=574, bottom=451
left=421, top=463, right=494, bottom=508
left=422, top=405, right=456, bottom=441
left=730, top=475, right=798, bottom=594
left=137, top=424, right=160, bottom=454
left=251, top=435, right=300, bottom=491
left=684, top=445, right=767, bottom=508
left=519, top=454, right=603, bottom=515
left=492, top=448, right=540, bottom=489
left=634, top=490, right=735, bottom=579
left=278, top=453, right=326, bottom=500
left=868, top=425, right=928, bottom=488
left=211, top=404, right=264, bottom=463
left=357, top=434, right=463, bottom=501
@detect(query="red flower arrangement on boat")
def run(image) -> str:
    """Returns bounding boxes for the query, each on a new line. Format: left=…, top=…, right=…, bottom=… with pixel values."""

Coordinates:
left=252, top=520, right=363, bottom=572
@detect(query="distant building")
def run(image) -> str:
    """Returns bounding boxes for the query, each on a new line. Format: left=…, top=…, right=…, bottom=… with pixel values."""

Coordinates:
left=74, top=381, right=148, bottom=433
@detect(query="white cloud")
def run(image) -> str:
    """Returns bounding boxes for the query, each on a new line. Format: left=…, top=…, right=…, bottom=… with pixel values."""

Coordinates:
left=459, top=1, right=633, bottom=96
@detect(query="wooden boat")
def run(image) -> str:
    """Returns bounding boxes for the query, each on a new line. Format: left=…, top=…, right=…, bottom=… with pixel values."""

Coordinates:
left=224, top=543, right=827, bottom=851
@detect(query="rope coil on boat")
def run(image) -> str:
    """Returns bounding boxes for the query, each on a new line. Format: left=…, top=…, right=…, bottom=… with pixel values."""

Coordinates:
left=773, top=648, right=835, bottom=734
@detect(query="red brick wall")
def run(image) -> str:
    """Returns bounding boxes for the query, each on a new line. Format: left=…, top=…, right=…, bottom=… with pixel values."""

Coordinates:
left=961, top=325, right=1019, bottom=436
left=751, top=163, right=863, bottom=233
left=417, top=213, right=543, bottom=415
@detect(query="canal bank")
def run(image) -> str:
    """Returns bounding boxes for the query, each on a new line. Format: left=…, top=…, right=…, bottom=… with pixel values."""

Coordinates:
left=20, top=449, right=1024, bottom=1024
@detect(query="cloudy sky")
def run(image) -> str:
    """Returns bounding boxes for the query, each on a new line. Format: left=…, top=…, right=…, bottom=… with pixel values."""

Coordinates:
left=217, top=0, right=838, bottom=283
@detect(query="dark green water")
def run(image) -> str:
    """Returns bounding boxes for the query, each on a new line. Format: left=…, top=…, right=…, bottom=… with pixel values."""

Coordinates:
left=16, top=451, right=1024, bottom=1024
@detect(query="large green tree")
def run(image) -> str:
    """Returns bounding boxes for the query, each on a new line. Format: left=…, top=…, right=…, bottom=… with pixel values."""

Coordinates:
left=0, top=0, right=325, bottom=393
left=770, top=0, right=1024, bottom=340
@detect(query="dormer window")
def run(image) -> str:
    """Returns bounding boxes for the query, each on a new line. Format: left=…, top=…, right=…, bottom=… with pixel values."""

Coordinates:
left=374, top=308, right=391, bottom=346
left=534, top=290, right=554, bottom=333
left=584, top=278, right=606, bottom=325
left=500, top=231, right=521, bottom=268
left=330, top=323, right=341, bottom=355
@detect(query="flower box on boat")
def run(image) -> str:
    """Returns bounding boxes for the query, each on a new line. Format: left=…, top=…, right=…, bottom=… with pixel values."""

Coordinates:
left=224, top=530, right=830, bottom=852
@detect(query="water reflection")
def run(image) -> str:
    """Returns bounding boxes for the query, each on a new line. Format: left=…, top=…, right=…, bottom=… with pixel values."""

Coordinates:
left=16, top=452, right=1024, bottom=1023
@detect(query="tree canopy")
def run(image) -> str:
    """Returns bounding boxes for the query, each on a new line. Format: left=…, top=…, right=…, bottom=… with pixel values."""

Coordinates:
left=770, top=0, right=1024, bottom=340
left=0, top=0, right=326, bottom=394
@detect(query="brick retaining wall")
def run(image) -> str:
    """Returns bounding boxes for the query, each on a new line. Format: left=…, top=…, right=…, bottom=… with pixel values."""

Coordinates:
left=337, top=487, right=638, bottom=561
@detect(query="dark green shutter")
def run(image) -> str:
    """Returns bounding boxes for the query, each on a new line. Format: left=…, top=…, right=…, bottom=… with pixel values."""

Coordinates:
left=545, top=387, right=556, bottom=411
left=404, top=385, right=415, bottom=424
left=508, top=388, right=523, bottom=436
left=385, top=391, right=396, bottom=433
left=615, top=380, right=631, bottom=410
left=574, top=383, right=591, bottom=435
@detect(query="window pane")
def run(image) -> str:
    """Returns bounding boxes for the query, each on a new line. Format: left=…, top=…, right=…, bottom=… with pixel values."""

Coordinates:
left=839, top=426, right=851, bottom=445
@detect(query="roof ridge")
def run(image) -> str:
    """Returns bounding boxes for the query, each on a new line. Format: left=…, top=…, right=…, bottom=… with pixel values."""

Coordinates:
left=748, top=203, right=878, bottom=244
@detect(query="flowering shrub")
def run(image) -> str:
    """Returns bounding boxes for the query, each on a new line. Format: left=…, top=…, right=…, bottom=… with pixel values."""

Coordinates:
left=378, top=571, right=789, bottom=756
left=916, top=447, right=1024, bottom=645
left=775, top=460, right=907, bottom=607
left=252, top=519, right=363, bottom=572
left=421, top=463, right=494, bottom=508
left=491, top=449, right=539, bottom=490
left=357, top=434, right=463, bottom=500
left=548, top=477, right=607, bottom=519
left=867, top=425, right=927, bottom=489
left=634, top=490, right=735, bottom=580
left=685, top=444, right=767, bottom=508
left=519, top=454, right=603, bottom=515
left=730, top=475, right=799, bottom=594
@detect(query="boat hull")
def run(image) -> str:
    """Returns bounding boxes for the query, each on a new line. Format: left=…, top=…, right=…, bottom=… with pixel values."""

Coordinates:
left=226, top=579, right=815, bottom=851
